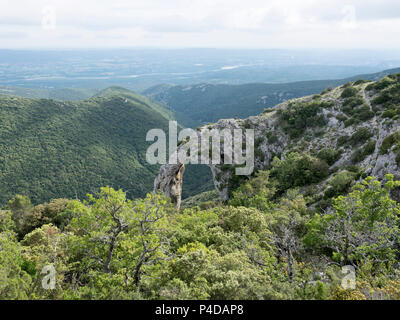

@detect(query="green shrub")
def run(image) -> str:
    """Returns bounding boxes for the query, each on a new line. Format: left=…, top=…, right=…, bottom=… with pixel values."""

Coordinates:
left=380, top=131, right=400, bottom=154
left=279, top=100, right=330, bottom=138
left=382, top=109, right=399, bottom=118
left=364, top=139, right=377, bottom=155
left=337, top=135, right=349, bottom=146
left=352, top=149, right=365, bottom=163
left=366, top=77, right=395, bottom=91
left=351, top=140, right=375, bottom=163
left=343, top=96, right=364, bottom=109
left=336, top=113, right=347, bottom=122
left=350, top=128, right=373, bottom=146
left=324, top=170, right=356, bottom=198
left=341, top=87, right=358, bottom=98
left=271, top=152, right=329, bottom=191
left=354, top=79, right=368, bottom=85
left=356, top=105, right=375, bottom=121
left=255, top=137, right=264, bottom=148
left=321, top=87, right=333, bottom=95
left=266, top=132, right=278, bottom=143
left=344, top=118, right=358, bottom=127
left=317, top=148, right=341, bottom=166
left=372, top=84, right=400, bottom=109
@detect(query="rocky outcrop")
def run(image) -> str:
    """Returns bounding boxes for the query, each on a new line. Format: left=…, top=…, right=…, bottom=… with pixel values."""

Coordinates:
left=154, top=163, right=185, bottom=209
left=154, top=75, right=400, bottom=205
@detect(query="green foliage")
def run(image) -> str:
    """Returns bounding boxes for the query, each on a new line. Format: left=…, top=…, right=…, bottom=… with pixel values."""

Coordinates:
left=317, top=148, right=341, bottom=166
left=0, top=210, right=15, bottom=233
left=67, top=187, right=175, bottom=298
left=2, top=172, right=400, bottom=300
left=230, top=170, right=276, bottom=211
left=366, top=76, right=397, bottom=91
left=305, top=175, right=400, bottom=267
left=380, top=131, right=400, bottom=155
left=21, top=224, right=69, bottom=299
left=0, top=91, right=176, bottom=206
left=324, top=170, right=357, bottom=199
left=342, top=96, right=364, bottom=110
left=0, top=231, right=31, bottom=299
left=321, top=87, right=333, bottom=95
left=341, top=87, right=359, bottom=98
left=7, top=195, right=34, bottom=238
left=279, top=100, right=330, bottom=138
left=3, top=74, right=400, bottom=300
left=350, top=128, right=373, bottom=146
left=371, top=81, right=400, bottom=110
left=271, top=152, right=329, bottom=191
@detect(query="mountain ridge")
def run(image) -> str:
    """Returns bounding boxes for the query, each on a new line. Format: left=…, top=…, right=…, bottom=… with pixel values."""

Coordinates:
left=144, top=67, right=400, bottom=127
left=155, top=73, right=400, bottom=209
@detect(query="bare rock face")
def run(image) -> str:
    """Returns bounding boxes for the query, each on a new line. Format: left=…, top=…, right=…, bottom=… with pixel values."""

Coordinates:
left=154, top=77, right=400, bottom=206
left=154, top=163, right=185, bottom=209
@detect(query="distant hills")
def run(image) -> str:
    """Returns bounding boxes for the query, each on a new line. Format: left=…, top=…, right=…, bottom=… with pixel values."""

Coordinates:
left=0, top=87, right=98, bottom=101
left=144, top=67, right=400, bottom=127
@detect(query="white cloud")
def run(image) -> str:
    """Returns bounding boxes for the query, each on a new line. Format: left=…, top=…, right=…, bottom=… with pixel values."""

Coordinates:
left=0, top=0, right=399, bottom=48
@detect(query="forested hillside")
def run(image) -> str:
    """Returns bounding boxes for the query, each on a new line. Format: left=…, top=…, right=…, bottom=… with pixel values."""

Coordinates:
left=0, top=87, right=174, bottom=205
left=1, top=74, right=400, bottom=300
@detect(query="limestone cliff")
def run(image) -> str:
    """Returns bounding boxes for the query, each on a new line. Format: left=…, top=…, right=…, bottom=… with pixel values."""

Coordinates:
left=155, top=75, right=400, bottom=206
left=154, top=163, right=185, bottom=209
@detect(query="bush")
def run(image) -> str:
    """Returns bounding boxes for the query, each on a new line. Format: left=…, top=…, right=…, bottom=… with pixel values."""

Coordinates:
left=341, top=87, right=358, bottom=98
left=351, top=140, right=376, bottom=163
left=336, top=113, right=347, bottom=122
left=350, top=128, right=373, bottom=146
left=380, top=131, right=400, bottom=154
left=321, top=87, right=333, bottom=95
left=366, top=77, right=395, bottom=91
left=337, top=135, right=349, bottom=147
left=364, top=139, right=377, bottom=155
left=343, top=96, right=364, bottom=109
left=280, top=100, right=330, bottom=138
left=317, top=148, right=341, bottom=166
left=354, top=79, right=368, bottom=85
left=271, top=152, right=329, bottom=191
left=356, top=105, right=375, bottom=121
left=344, top=118, right=358, bottom=127
left=324, top=170, right=356, bottom=198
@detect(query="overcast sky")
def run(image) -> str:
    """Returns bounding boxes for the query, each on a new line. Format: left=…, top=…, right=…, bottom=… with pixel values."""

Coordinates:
left=1, top=0, right=400, bottom=49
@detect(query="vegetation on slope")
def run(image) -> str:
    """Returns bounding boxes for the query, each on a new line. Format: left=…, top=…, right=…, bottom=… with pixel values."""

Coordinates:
left=0, top=89, right=174, bottom=205
left=1, top=173, right=400, bottom=300
left=2, top=73, right=400, bottom=300
left=143, top=68, right=400, bottom=127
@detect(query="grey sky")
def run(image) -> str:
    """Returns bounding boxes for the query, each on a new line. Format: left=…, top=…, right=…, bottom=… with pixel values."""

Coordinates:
left=0, top=0, right=400, bottom=49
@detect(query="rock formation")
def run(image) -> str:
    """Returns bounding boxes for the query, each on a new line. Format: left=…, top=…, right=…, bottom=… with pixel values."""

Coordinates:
left=154, top=163, right=185, bottom=209
left=154, top=75, right=400, bottom=206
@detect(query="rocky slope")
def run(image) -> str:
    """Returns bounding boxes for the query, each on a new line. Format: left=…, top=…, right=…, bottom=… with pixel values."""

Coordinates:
left=155, top=74, right=400, bottom=207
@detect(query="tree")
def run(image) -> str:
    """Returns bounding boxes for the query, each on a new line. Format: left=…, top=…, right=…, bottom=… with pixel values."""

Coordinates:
left=0, top=231, right=31, bottom=299
left=0, top=210, right=15, bottom=233
left=266, top=194, right=308, bottom=281
left=21, top=224, right=68, bottom=299
left=7, top=195, right=33, bottom=237
left=230, top=170, right=276, bottom=212
left=305, top=175, right=400, bottom=268
left=271, top=152, right=329, bottom=191
left=68, top=187, right=174, bottom=297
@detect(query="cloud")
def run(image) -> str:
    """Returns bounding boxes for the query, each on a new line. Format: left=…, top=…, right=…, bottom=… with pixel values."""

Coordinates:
left=0, top=0, right=399, bottom=48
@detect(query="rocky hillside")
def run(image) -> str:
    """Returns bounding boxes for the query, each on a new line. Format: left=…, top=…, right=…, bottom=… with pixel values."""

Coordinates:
left=156, top=74, right=400, bottom=208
